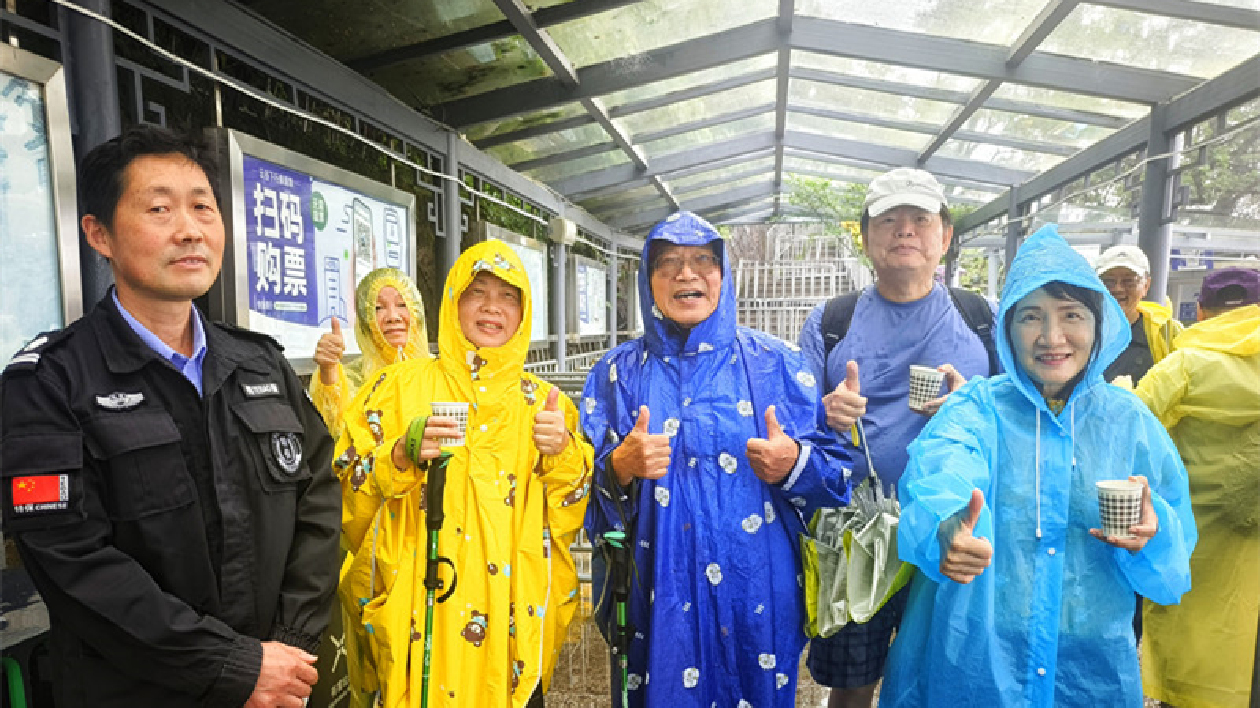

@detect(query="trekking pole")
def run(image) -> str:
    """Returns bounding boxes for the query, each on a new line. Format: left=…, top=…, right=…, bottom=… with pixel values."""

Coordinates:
left=421, top=451, right=457, bottom=708
left=603, top=530, right=632, bottom=708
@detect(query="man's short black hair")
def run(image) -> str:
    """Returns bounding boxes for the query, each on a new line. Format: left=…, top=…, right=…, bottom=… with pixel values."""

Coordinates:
left=79, top=124, right=220, bottom=229
left=859, top=204, right=953, bottom=235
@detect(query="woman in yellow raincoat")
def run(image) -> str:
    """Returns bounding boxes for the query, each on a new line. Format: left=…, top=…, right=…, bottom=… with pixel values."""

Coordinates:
left=334, top=240, right=594, bottom=708
left=309, top=267, right=429, bottom=439
left=1137, top=282, right=1260, bottom=708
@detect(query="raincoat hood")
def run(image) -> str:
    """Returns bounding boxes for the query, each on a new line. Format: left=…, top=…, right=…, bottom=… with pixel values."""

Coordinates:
left=438, top=240, right=533, bottom=390
left=354, top=267, right=429, bottom=371
left=997, top=224, right=1130, bottom=410
left=1174, top=303, right=1260, bottom=356
left=638, top=211, right=736, bottom=356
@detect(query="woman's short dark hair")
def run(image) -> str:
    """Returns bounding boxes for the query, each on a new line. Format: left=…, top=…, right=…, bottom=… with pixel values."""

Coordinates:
left=1004, top=280, right=1105, bottom=400
left=78, top=124, right=220, bottom=230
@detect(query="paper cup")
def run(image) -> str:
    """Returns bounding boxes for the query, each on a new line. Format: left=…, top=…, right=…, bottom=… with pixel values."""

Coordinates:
left=430, top=402, right=469, bottom=447
left=908, top=365, right=946, bottom=411
left=1096, top=480, right=1142, bottom=539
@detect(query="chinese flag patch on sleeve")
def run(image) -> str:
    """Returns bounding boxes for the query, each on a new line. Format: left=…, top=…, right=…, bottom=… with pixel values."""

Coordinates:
left=12, top=474, right=69, bottom=508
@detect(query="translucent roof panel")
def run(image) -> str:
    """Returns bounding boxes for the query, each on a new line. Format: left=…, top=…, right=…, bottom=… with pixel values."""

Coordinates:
left=601, top=196, right=673, bottom=221
left=783, top=156, right=886, bottom=183
left=792, top=51, right=982, bottom=93
left=797, top=0, right=1047, bottom=45
left=787, top=111, right=931, bottom=151
left=599, top=54, right=778, bottom=112
left=550, top=0, right=777, bottom=69
left=366, top=36, right=553, bottom=105
left=639, top=114, right=776, bottom=161
left=936, top=139, right=1065, bottom=174
left=618, top=80, right=776, bottom=137
left=677, top=174, right=772, bottom=203
left=1040, top=5, right=1260, bottom=78
left=1196, top=0, right=1260, bottom=7
left=792, top=78, right=960, bottom=125
left=988, top=84, right=1148, bottom=122
left=579, top=183, right=663, bottom=213
left=524, top=150, right=631, bottom=184
left=667, top=156, right=777, bottom=192
left=484, top=122, right=612, bottom=165
left=961, top=109, right=1116, bottom=150
left=463, top=102, right=589, bottom=143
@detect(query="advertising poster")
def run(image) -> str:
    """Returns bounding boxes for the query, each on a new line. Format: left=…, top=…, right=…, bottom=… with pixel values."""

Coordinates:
left=244, top=154, right=409, bottom=357
left=499, top=238, right=549, bottom=342
left=575, top=261, right=607, bottom=336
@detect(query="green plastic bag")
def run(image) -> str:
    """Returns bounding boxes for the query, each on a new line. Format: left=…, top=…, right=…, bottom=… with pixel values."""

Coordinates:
left=801, top=476, right=913, bottom=638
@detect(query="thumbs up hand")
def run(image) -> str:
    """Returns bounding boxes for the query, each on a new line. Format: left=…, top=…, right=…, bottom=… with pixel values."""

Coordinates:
left=608, top=406, right=671, bottom=487
left=821, top=360, right=867, bottom=433
left=939, top=489, right=993, bottom=584
left=746, top=406, right=801, bottom=485
left=532, top=387, right=572, bottom=456
left=314, top=317, right=347, bottom=385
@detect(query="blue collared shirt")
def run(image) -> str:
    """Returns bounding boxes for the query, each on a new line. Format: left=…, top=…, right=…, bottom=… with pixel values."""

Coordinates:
left=112, top=290, right=208, bottom=395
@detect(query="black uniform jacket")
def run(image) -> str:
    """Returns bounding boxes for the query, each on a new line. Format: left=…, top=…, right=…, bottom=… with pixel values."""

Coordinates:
left=0, top=295, right=340, bottom=707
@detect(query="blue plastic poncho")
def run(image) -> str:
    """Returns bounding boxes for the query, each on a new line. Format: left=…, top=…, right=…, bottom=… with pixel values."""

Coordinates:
left=582, top=212, right=851, bottom=707
left=880, top=225, right=1197, bottom=708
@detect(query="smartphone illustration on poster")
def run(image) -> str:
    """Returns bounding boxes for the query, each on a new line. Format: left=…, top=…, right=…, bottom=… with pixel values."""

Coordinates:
left=383, top=208, right=402, bottom=269
left=323, top=256, right=344, bottom=322
left=352, top=198, right=375, bottom=286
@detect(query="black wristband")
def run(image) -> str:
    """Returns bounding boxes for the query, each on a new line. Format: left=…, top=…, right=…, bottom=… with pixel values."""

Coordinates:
left=405, top=415, right=429, bottom=466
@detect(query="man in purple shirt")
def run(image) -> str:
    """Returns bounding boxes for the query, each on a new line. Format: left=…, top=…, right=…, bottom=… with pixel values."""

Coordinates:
left=798, top=168, right=993, bottom=708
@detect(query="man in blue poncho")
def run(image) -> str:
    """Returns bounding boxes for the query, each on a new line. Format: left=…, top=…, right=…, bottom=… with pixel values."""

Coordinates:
left=582, top=211, right=852, bottom=707
left=880, top=225, right=1197, bottom=708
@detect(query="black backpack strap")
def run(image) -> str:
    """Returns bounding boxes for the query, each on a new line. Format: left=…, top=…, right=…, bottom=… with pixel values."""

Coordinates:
left=948, top=287, right=1000, bottom=375
left=820, top=290, right=863, bottom=390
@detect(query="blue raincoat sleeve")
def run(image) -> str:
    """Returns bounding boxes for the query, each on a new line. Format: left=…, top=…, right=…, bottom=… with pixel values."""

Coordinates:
left=581, top=341, right=645, bottom=540
left=1106, top=389, right=1196, bottom=605
left=897, top=377, right=999, bottom=585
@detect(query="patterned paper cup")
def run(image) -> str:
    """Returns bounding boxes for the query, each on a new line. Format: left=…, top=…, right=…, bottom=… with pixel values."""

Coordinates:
left=1096, top=480, right=1142, bottom=539
left=908, top=365, right=946, bottom=412
left=430, top=402, right=468, bottom=447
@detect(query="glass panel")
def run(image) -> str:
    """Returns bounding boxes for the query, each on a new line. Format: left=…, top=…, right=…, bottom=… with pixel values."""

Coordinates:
left=601, top=195, right=672, bottom=221
left=600, top=55, right=778, bottom=111
left=579, top=183, right=663, bottom=213
left=667, top=156, right=777, bottom=192
left=524, top=150, right=631, bottom=183
left=1178, top=97, right=1260, bottom=230
left=792, top=78, right=960, bottom=124
left=676, top=174, right=772, bottom=202
left=1040, top=5, right=1260, bottom=78
left=484, top=122, right=612, bottom=165
left=962, top=109, right=1116, bottom=149
left=1194, top=0, right=1260, bottom=8
left=639, top=114, right=776, bottom=161
left=936, top=139, right=1065, bottom=173
left=464, top=101, right=589, bottom=143
left=797, top=0, right=1047, bottom=45
left=784, top=156, right=886, bottom=183
left=368, top=36, right=553, bottom=105
left=550, top=0, right=777, bottom=69
left=989, top=84, right=1148, bottom=122
left=787, top=112, right=931, bottom=151
left=619, top=80, right=776, bottom=137
left=793, top=52, right=982, bottom=93
left=1028, top=152, right=1144, bottom=229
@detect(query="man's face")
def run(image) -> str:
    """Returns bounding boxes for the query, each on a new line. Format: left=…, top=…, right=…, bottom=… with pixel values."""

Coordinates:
left=1099, top=266, right=1149, bottom=324
left=458, top=271, right=523, bottom=349
left=83, top=154, right=224, bottom=306
left=862, top=205, right=952, bottom=280
left=649, top=243, right=722, bottom=329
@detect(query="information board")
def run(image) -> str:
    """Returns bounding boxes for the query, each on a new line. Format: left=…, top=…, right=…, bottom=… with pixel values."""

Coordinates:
left=499, top=237, right=549, bottom=342
left=573, top=258, right=608, bottom=336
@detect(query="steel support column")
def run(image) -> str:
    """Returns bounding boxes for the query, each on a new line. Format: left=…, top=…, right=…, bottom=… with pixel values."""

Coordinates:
left=443, top=132, right=463, bottom=281
left=1137, top=104, right=1173, bottom=303
left=607, top=238, right=619, bottom=350
left=63, top=0, right=121, bottom=308
left=1004, top=187, right=1023, bottom=270
left=552, top=239, right=568, bottom=373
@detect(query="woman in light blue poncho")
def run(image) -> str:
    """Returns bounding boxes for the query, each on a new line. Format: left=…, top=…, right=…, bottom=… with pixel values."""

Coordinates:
left=582, top=212, right=852, bottom=708
left=880, top=224, right=1197, bottom=708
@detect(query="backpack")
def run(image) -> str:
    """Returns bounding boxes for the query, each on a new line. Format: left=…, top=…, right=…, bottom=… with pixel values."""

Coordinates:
left=820, top=286, right=999, bottom=390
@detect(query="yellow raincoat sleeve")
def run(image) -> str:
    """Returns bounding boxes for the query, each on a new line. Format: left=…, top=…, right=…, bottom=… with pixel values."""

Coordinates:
left=1134, top=352, right=1190, bottom=429
left=309, top=361, right=352, bottom=441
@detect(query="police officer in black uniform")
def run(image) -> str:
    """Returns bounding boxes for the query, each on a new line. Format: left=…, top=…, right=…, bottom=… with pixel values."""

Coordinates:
left=0, top=125, right=340, bottom=707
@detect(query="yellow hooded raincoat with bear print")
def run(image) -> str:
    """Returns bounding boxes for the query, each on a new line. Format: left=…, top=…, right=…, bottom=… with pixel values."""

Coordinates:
left=334, top=241, right=593, bottom=708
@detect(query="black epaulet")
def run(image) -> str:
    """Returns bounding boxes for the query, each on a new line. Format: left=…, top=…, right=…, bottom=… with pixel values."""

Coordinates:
left=3, top=327, right=75, bottom=375
left=210, top=320, right=286, bottom=352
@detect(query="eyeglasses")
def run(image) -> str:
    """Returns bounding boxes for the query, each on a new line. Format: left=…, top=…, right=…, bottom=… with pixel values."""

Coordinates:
left=1100, top=275, right=1144, bottom=289
left=653, top=253, right=720, bottom=277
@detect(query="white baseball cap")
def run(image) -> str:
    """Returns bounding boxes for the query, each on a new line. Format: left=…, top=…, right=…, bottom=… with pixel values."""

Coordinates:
left=1094, top=244, right=1150, bottom=278
left=864, top=168, right=949, bottom=219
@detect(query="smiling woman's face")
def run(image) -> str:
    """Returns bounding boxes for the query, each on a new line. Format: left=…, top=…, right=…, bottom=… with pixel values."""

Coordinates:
left=649, top=243, right=722, bottom=329
left=1010, top=286, right=1097, bottom=399
left=458, top=271, right=522, bottom=348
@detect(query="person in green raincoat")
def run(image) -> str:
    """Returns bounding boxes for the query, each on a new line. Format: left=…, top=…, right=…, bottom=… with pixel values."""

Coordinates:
left=1138, top=268, right=1260, bottom=708
left=334, top=240, right=594, bottom=708
left=309, top=267, right=429, bottom=440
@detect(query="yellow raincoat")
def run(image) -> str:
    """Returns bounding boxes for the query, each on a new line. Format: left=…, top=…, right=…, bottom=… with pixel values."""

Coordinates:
left=1137, top=299, right=1185, bottom=364
left=334, top=241, right=593, bottom=708
left=1138, top=304, right=1260, bottom=708
left=309, top=267, right=429, bottom=440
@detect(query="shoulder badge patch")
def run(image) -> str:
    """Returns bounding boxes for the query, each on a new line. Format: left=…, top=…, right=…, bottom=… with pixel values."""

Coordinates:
left=243, top=382, right=281, bottom=398
left=95, top=392, right=145, bottom=410
left=271, top=433, right=302, bottom=475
